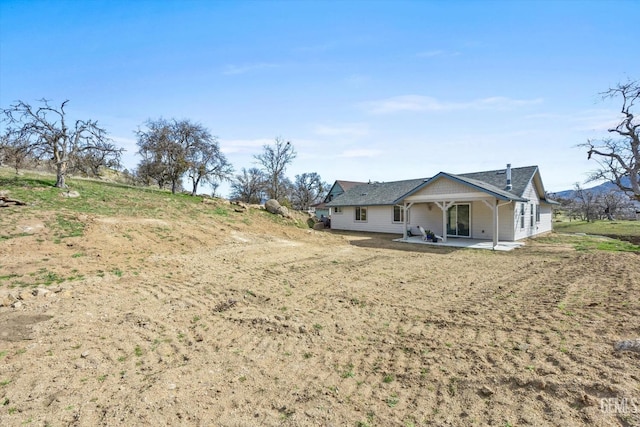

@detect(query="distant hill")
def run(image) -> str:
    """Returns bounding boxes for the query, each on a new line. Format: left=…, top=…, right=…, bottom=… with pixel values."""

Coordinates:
left=551, top=176, right=634, bottom=200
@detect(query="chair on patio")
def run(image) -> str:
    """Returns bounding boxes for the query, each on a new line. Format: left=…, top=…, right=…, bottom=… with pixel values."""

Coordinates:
left=418, top=226, right=441, bottom=242
left=418, top=226, right=430, bottom=241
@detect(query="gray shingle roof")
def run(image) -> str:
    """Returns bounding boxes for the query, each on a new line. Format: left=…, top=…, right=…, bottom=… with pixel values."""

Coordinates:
left=326, top=178, right=428, bottom=207
left=326, top=166, right=541, bottom=207
left=458, top=165, right=538, bottom=198
left=336, top=180, right=366, bottom=191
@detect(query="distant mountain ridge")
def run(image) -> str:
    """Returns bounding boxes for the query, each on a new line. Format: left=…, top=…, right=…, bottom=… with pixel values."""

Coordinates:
left=551, top=177, right=634, bottom=199
left=550, top=177, right=640, bottom=209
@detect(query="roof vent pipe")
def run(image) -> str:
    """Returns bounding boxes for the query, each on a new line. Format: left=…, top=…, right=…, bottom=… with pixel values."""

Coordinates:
left=506, top=163, right=512, bottom=191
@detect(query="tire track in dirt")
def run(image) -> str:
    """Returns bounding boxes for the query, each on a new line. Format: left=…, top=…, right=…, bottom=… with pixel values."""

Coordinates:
left=3, top=222, right=639, bottom=427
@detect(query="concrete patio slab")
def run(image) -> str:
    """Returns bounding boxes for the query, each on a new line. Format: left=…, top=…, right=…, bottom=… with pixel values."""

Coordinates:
left=393, top=236, right=524, bottom=251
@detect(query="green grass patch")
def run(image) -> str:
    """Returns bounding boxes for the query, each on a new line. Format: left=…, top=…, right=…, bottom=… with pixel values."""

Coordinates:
left=539, top=232, right=640, bottom=253
left=257, top=209, right=307, bottom=229
left=554, top=220, right=640, bottom=247
left=386, top=393, right=399, bottom=408
left=212, top=206, right=229, bottom=216
left=554, top=220, right=640, bottom=237
left=0, top=169, right=206, bottom=218
left=134, top=345, right=143, bottom=357
left=48, top=214, right=85, bottom=241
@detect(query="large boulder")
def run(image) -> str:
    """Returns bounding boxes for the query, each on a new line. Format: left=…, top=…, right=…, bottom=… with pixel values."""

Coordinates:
left=277, top=205, right=290, bottom=218
left=265, top=199, right=281, bottom=214
left=265, top=199, right=290, bottom=218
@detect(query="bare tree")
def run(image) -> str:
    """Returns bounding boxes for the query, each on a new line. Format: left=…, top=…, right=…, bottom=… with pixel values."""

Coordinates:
left=230, top=167, right=266, bottom=204
left=137, top=119, right=188, bottom=194
left=254, top=137, right=297, bottom=202
left=601, top=189, right=636, bottom=220
left=569, top=183, right=600, bottom=222
left=136, top=118, right=232, bottom=195
left=582, top=79, right=640, bottom=201
left=186, top=133, right=234, bottom=196
left=69, top=140, right=123, bottom=177
left=291, top=172, right=328, bottom=210
left=0, top=131, right=36, bottom=173
left=2, top=99, right=122, bottom=187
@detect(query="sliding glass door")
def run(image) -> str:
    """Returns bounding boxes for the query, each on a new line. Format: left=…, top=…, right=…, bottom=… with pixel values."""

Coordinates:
left=447, top=204, right=470, bottom=237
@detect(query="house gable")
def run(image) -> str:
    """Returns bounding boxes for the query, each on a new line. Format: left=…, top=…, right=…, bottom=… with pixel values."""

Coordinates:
left=405, top=175, right=492, bottom=202
left=324, top=180, right=366, bottom=203
left=403, top=172, right=528, bottom=203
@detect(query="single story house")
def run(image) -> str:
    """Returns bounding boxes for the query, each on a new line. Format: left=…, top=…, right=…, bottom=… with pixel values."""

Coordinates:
left=325, top=165, right=558, bottom=247
left=312, top=180, right=366, bottom=219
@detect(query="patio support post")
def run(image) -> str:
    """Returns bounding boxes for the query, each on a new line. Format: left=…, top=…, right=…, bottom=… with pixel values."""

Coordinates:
left=403, top=202, right=407, bottom=240
left=434, top=201, right=453, bottom=243
left=493, top=200, right=499, bottom=248
left=481, top=198, right=499, bottom=249
left=442, top=203, right=447, bottom=243
left=402, top=202, right=414, bottom=240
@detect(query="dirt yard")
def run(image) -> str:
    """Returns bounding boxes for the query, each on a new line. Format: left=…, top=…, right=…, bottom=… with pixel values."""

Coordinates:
left=1, top=209, right=639, bottom=426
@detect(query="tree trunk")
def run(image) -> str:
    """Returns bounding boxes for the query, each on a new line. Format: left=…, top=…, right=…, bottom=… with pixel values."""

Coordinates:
left=191, top=176, right=201, bottom=196
left=55, top=161, right=67, bottom=188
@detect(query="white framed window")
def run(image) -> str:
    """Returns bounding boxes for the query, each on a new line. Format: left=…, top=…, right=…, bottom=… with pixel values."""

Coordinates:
left=393, top=205, right=407, bottom=223
left=520, top=203, right=525, bottom=229
left=334, top=206, right=343, bottom=214
left=536, top=204, right=541, bottom=223
left=355, top=206, right=368, bottom=222
left=530, top=203, right=534, bottom=227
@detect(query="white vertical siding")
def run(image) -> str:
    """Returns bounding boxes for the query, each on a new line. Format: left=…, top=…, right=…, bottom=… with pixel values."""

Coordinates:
left=407, top=204, right=444, bottom=236
left=329, top=207, right=351, bottom=230
left=330, top=206, right=406, bottom=234
left=499, top=203, right=516, bottom=241
left=470, top=201, right=493, bottom=240
left=512, top=181, right=552, bottom=240
left=537, top=203, right=554, bottom=234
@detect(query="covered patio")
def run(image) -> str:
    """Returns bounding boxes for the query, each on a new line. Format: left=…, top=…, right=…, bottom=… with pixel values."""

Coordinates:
left=394, top=235, right=525, bottom=251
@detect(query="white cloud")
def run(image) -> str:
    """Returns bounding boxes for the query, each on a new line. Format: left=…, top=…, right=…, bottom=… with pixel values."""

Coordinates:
left=219, top=138, right=273, bottom=154
left=313, top=123, right=370, bottom=137
left=524, top=108, right=621, bottom=132
left=339, top=149, right=383, bottom=158
left=362, top=95, right=543, bottom=114
left=222, top=63, right=280, bottom=75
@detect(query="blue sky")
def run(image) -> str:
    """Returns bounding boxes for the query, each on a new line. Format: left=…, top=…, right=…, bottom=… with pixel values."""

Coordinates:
left=1, top=0, right=638, bottom=197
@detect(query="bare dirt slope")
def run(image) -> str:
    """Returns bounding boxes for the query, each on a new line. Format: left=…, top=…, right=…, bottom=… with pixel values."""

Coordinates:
left=1, top=209, right=639, bottom=427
